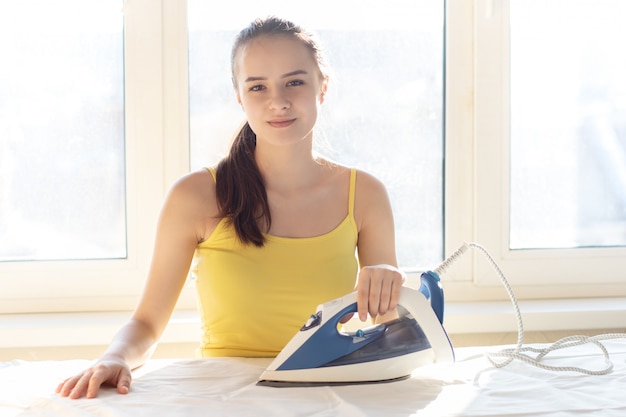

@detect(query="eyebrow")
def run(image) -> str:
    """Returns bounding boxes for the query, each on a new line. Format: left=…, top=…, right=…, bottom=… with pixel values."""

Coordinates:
left=244, top=69, right=308, bottom=83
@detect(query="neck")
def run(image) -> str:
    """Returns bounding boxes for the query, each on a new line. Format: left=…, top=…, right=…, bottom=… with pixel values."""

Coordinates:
left=255, top=138, right=324, bottom=191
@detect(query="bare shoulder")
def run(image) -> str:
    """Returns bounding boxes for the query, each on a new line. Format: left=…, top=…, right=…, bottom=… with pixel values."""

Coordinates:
left=168, top=168, right=216, bottom=201
left=354, top=169, right=390, bottom=200
left=353, top=169, right=393, bottom=229
left=162, top=168, right=219, bottom=227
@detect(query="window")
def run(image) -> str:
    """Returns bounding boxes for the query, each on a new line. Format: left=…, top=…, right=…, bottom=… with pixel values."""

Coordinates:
left=509, top=0, right=626, bottom=250
left=466, top=0, right=626, bottom=295
left=187, top=0, right=445, bottom=271
left=0, top=0, right=172, bottom=313
left=2, top=0, right=624, bottom=319
left=0, top=1, right=125, bottom=261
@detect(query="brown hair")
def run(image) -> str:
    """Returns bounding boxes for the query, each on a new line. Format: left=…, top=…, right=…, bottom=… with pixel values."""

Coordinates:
left=215, top=16, right=329, bottom=247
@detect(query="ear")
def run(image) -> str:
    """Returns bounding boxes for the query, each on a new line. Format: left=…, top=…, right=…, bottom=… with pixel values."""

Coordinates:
left=319, top=77, right=329, bottom=104
left=236, top=91, right=244, bottom=110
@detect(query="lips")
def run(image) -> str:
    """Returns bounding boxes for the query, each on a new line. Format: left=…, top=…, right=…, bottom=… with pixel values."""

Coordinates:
left=268, top=118, right=296, bottom=128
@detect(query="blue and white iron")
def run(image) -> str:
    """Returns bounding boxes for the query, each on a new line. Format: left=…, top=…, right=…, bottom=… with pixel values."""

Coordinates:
left=257, top=271, right=454, bottom=386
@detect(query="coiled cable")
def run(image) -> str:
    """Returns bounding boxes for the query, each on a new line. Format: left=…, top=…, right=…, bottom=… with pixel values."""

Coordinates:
left=436, top=242, right=626, bottom=375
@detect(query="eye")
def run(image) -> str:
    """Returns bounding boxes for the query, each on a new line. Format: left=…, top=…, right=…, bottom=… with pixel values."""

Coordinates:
left=249, top=84, right=265, bottom=92
left=286, top=79, right=304, bottom=87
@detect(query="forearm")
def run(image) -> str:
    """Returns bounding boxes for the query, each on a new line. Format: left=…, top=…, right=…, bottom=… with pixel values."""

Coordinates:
left=100, top=319, right=159, bottom=370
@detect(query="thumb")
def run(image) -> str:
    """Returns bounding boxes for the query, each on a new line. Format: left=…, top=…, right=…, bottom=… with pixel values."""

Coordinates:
left=117, top=371, right=132, bottom=395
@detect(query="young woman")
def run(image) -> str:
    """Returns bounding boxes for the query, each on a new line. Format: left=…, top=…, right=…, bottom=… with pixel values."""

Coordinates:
left=56, top=16, right=405, bottom=399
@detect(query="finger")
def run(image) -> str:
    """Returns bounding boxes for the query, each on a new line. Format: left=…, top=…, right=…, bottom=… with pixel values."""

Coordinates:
left=56, top=374, right=84, bottom=397
left=389, top=271, right=404, bottom=309
left=69, top=370, right=95, bottom=399
left=116, top=370, right=132, bottom=395
left=364, top=265, right=407, bottom=318
left=382, top=270, right=405, bottom=316
left=377, top=276, right=392, bottom=317
left=85, top=367, right=110, bottom=399
left=55, top=378, right=69, bottom=394
left=356, top=271, right=371, bottom=322
left=367, top=272, right=384, bottom=319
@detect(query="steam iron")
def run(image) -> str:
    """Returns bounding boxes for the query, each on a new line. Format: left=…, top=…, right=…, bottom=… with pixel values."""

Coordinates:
left=257, top=271, right=454, bottom=387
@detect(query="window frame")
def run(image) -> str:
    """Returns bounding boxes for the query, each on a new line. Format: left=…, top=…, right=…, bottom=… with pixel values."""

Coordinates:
left=443, top=0, right=626, bottom=301
left=0, top=0, right=195, bottom=314
left=2, top=0, right=626, bottom=317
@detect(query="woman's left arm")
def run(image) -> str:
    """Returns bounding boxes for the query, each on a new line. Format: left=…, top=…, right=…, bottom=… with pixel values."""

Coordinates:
left=353, top=170, right=406, bottom=322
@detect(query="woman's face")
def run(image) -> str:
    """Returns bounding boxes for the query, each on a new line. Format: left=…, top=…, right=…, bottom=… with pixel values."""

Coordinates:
left=233, top=34, right=328, bottom=148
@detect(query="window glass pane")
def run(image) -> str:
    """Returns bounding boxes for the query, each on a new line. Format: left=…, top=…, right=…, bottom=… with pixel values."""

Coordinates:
left=188, top=0, right=444, bottom=270
left=510, top=0, right=626, bottom=249
left=0, top=1, right=126, bottom=261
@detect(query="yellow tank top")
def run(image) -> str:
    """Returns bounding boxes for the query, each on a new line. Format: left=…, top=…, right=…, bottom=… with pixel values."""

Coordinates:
left=191, top=167, right=359, bottom=357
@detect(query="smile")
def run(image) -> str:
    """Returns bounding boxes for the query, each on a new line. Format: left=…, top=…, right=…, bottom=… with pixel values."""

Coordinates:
left=268, top=118, right=296, bottom=128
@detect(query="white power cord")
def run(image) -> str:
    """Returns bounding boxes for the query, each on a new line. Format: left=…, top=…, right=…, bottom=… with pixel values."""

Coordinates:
left=436, top=242, right=626, bottom=375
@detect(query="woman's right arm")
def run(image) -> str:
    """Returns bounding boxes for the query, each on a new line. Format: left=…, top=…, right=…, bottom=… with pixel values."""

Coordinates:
left=56, top=169, right=217, bottom=399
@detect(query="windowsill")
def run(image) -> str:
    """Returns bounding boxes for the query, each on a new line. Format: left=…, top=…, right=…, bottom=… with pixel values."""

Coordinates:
left=0, top=310, right=200, bottom=349
left=444, top=297, right=626, bottom=334
left=1, top=297, right=625, bottom=350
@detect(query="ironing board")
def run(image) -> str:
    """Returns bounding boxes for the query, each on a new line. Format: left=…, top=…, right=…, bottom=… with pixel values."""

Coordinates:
left=2, top=340, right=626, bottom=417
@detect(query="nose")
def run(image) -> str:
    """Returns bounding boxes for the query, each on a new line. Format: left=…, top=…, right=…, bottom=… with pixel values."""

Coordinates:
left=269, top=88, right=290, bottom=111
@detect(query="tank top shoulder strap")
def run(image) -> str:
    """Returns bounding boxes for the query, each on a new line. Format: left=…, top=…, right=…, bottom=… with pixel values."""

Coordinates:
left=205, top=167, right=217, bottom=182
left=348, top=167, right=357, bottom=217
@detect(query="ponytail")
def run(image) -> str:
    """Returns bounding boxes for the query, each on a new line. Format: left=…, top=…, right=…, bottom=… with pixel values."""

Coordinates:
left=215, top=122, right=270, bottom=247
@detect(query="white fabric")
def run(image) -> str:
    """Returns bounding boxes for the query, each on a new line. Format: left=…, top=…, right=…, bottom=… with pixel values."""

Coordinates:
left=2, top=341, right=626, bottom=417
